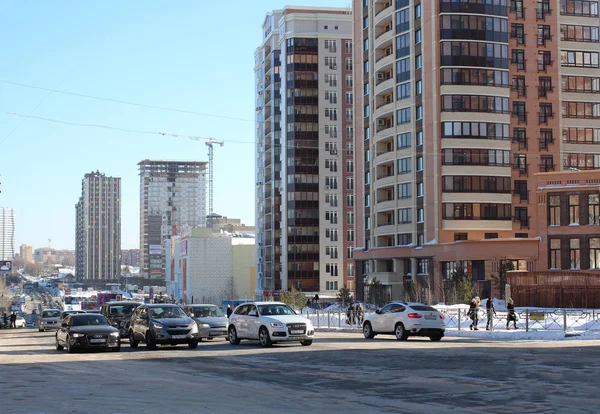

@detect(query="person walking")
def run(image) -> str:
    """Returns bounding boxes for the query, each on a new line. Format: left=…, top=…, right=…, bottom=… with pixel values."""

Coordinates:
left=468, top=297, right=480, bottom=330
left=506, top=298, right=518, bottom=330
left=10, top=312, right=17, bottom=329
left=226, top=304, right=233, bottom=318
left=346, top=302, right=355, bottom=326
left=356, top=303, right=364, bottom=327
left=485, top=298, right=497, bottom=330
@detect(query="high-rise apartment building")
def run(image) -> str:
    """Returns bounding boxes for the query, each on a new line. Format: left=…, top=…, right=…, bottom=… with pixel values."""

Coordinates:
left=255, top=7, right=355, bottom=298
left=138, top=160, right=207, bottom=280
left=352, top=0, right=600, bottom=300
left=75, top=172, right=121, bottom=280
left=0, top=208, right=15, bottom=261
left=20, top=244, right=33, bottom=263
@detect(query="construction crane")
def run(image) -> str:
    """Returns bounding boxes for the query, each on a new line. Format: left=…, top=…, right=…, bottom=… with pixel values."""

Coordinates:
left=159, top=132, right=224, bottom=228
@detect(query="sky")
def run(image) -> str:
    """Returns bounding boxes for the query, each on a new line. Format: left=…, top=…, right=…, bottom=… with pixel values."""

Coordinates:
left=0, top=0, right=349, bottom=251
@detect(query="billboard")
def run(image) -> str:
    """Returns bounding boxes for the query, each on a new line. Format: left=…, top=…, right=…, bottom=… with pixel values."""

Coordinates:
left=149, top=250, right=163, bottom=255
left=0, top=261, right=11, bottom=272
left=180, top=240, right=188, bottom=256
left=149, top=244, right=163, bottom=250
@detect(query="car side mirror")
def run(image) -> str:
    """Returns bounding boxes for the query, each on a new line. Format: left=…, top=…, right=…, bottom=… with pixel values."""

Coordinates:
left=248, top=311, right=258, bottom=317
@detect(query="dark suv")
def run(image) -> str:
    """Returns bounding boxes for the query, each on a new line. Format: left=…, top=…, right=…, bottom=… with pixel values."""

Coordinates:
left=100, top=301, right=142, bottom=338
left=129, top=304, right=199, bottom=350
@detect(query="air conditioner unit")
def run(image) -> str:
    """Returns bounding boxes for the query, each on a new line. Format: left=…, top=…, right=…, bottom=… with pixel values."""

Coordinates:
left=258, top=272, right=263, bottom=278
left=377, top=73, right=384, bottom=80
left=377, top=119, right=386, bottom=126
left=259, top=257, right=263, bottom=262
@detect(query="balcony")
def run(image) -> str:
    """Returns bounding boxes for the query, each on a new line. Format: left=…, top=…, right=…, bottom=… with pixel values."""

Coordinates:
left=537, top=34, right=553, bottom=47
left=536, top=4, right=552, bottom=20
left=537, top=60, right=553, bottom=72
left=539, top=136, right=554, bottom=150
left=538, top=112, right=554, bottom=125
left=512, top=135, right=528, bottom=149
left=540, top=163, right=555, bottom=172
left=538, top=85, right=553, bottom=98
left=512, top=111, right=528, bottom=124
left=510, top=5, right=526, bottom=19
left=511, top=83, right=527, bottom=97
left=374, top=1, right=393, bottom=26
left=510, top=30, right=526, bottom=46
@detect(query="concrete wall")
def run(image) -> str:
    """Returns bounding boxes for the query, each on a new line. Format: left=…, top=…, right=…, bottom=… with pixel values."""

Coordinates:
left=185, top=237, right=233, bottom=305
left=232, top=244, right=255, bottom=300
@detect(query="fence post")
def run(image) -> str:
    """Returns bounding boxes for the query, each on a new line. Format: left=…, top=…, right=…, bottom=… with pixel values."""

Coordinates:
left=563, top=309, right=567, bottom=333
left=338, top=310, right=341, bottom=328
left=525, top=309, right=529, bottom=332
left=490, top=310, right=493, bottom=332
left=327, top=311, right=330, bottom=328
left=458, top=309, right=461, bottom=331
left=317, top=310, right=320, bottom=328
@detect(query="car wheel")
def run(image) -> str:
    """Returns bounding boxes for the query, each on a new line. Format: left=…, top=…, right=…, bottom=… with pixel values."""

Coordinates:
left=228, top=326, right=240, bottom=345
left=128, top=331, right=139, bottom=348
left=300, top=340, right=313, bottom=346
left=146, top=331, right=157, bottom=350
left=363, top=322, right=376, bottom=339
left=66, top=336, right=75, bottom=353
left=55, top=337, right=64, bottom=351
left=188, top=340, right=199, bottom=349
left=38, top=328, right=44, bottom=332
left=395, top=323, right=409, bottom=341
left=429, top=336, right=443, bottom=342
left=259, top=327, right=272, bottom=348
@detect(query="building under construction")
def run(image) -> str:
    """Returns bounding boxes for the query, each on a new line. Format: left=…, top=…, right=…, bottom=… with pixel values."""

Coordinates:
left=138, top=160, right=207, bottom=280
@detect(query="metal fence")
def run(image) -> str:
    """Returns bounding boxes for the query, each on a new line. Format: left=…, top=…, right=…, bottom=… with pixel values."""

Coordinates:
left=304, top=308, right=600, bottom=333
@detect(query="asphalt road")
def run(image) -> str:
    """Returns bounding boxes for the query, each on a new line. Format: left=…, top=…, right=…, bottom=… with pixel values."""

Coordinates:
left=1, top=329, right=599, bottom=414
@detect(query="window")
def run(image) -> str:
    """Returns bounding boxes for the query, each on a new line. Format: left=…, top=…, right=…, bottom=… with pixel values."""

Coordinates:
left=365, top=194, right=370, bottom=207
left=398, top=157, right=411, bottom=174
left=347, top=229, right=354, bottom=242
left=563, top=153, right=600, bottom=169
left=511, top=23, right=525, bottom=44
left=416, top=156, right=423, bottom=171
left=345, top=59, right=353, bottom=72
left=398, top=208, right=412, bottom=224
left=549, top=196, right=561, bottom=225
left=485, top=233, right=499, bottom=239
left=441, top=68, right=509, bottom=86
left=415, top=54, right=422, bottom=70
left=396, top=8, right=410, bottom=34
left=416, top=131, right=423, bottom=146
left=397, top=33, right=410, bottom=57
left=537, top=25, right=552, bottom=46
left=570, top=238, right=581, bottom=269
left=540, top=155, right=554, bottom=172
left=397, top=82, right=411, bottom=100
left=364, top=60, right=369, bottom=74
left=514, top=180, right=528, bottom=202
left=416, top=106, right=423, bottom=120
left=515, top=233, right=528, bottom=238
left=397, top=58, right=410, bottom=82
left=363, top=38, right=369, bottom=52
left=538, top=76, right=553, bottom=98
left=397, top=108, right=411, bottom=125
left=364, top=171, right=370, bottom=185
left=415, top=4, right=421, bottom=18
left=442, top=176, right=512, bottom=193
left=538, top=51, right=553, bottom=72
left=416, top=80, right=422, bottom=95
left=417, top=182, right=424, bottom=197
left=418, top=259, right=429, bottom=275
left=512, top=49, right=526, bottom=70
left=442, top=149, right=511, bottom=167
left=589, top=194, right=599, bottom=224
left=512, top=75, right=526, bottom=97
left=443, top=203, right=512, bottom=220
left=515, top=207, right=529, bottom=228
left=415, top=29, right=422, bottom=44
left=550, top=239, right=561, bottom=269
left=363, top=16, right=368, bottom=29
left=561, top=76, right=600, bottom=93
left=417, top=208, right=424, bottom=223
left=590, top=238, right=600, bottom=269
left=442, top=122, right=510, bottom=140
left=364, top=82, right=369, bottom=96
left=562, top=101, right=600, bottom=119
left=560, top=0, right=599, bottom=17
left=397, top=132, right=411, bottom=149
left=345, top=92, right=353, bottom=105
left=454, top=233, right=468, bottom=241
left=397, top=233, right=412, bottom=245
left=561, top=50, right=600, bottom=68
left=398, top=183, right=412, bottom=199
left=569, top=194, right=580, bottom=224
left=513, top=101, right=527, bottom=123
left=513, top=154, right=527, bottom=175
left=539, top=103, right=553, bottom=124
left=364, top=105, right=370, bottom=118
left=442, top=95, right=509, bottom=113
left=560, top=25, right=599, bottom=42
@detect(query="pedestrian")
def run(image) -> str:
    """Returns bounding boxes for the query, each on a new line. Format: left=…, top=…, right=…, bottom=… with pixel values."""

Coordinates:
left=226, top=304, right=233, bottom=318
left=306, top=298, right=311, bottom=310
left=10, top=312, right=17, bottom=329
left=346, top=301, right=355, bottom=325
left=506, top=298, right=518, bottom=330
left=356, top=303, right=364, bottom=327
left=468, top=297, right=480, bottom=330
left=2, top=312, right=8, bottom=327
left=486, top=297, right=497, bottom=330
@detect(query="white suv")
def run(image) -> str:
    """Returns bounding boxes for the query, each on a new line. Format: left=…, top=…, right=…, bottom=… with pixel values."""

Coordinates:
left=228, top=302, right=315, bottom=347
left=362, top=302, right=445, bottom=341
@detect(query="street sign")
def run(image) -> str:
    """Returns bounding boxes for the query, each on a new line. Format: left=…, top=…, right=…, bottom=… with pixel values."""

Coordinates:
left=0, top=261, right=11, bottom=271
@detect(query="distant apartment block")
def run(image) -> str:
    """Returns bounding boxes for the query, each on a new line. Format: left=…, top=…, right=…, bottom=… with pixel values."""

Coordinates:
left=75, top=171, right=121, bottom=280
left=139, top=160, right=207, bottom=280
left=20, top=244, right=33, bottom=263
left=255, top=7, right=355, bottom=299
left=33, top=248, right=75, bottom=266
left=0, top=208, right=15, bottom=261
left=121, top=249, right=140, bottom=267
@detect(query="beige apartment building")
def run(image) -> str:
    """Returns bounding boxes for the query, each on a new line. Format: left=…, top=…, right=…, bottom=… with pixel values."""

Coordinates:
left=352, top=0, right=600, bottom=301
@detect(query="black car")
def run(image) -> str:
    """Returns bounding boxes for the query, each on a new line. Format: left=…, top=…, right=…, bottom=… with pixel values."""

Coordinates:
left=129, top=304, right=199, bottom=350
left=55, top=313, right=120, bottom=353
left=100, top=301, right=143, bottom=338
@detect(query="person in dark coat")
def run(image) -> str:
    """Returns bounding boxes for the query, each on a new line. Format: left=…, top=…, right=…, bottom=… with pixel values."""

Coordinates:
left=226, top=305, right=233, bottom=318
left=10, top=312, right=17, bottom=328
left=486, top=298, right=497, bottom=330
left=468, top=297, right=480, bottom=330
left=346, top=302, right=355, bottom=325
left=506, top=298, right=518, bottom=329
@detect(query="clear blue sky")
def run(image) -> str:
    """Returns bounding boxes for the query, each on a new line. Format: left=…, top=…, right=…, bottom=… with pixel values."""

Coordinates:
left=0, top=0, right=348, bottom=250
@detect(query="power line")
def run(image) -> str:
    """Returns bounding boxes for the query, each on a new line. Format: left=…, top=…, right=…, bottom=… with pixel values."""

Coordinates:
left=0, top=79, right=256, bottom=123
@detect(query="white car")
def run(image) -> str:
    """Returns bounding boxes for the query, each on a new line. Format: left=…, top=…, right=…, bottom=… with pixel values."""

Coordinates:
left=15, top=315, right=26, bottom=328
left=362, top=302, right=445, bottom=341
left=228, top=302, right=315, bottom=347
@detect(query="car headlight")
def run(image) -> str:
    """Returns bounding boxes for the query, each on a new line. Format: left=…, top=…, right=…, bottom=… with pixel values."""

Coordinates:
left=71, top=333, right=84, bottom=338
left=198, top=323, right=210, bottom=329
left=152, top=322, right=164, bottom=329
left=270, top=322, right=284, bottom=328
left=109, top=332, right=120, bottom=337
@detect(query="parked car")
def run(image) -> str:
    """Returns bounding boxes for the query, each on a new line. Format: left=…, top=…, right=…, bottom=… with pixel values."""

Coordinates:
left=228, top=302, right=315, bottom=347
left=14, top=315, right=26, bottom=328
left=60, top=310, right=87, bottom=321
left=39, top=309, right=62, bottom=332
left=129, top=304, right=199, bottom=350
left=362, top=302, right=445, bottom=341
left=100, top=301, right=142, bottom=338
left=55, top=313, right=120, bottom=353
left=182, top=304, right=229, bottom=341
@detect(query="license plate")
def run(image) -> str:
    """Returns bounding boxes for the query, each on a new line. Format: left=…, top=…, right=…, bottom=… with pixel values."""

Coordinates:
left=424, top=315, right=437, bottom=320
left=172, top=335, right=186, bottom=339
left=90, top=338, right=106, bottom=343
left=210, top=332, right=224, bottom=336
left=291, top=330, right=304, bottom=334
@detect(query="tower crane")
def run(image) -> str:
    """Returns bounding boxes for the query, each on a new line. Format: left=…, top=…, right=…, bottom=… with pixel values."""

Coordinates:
left=159, top=132, right=224, bottom=228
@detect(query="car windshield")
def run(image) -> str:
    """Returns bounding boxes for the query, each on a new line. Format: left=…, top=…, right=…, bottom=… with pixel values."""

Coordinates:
left=109, top=304, right=139, bottom=316
left=258, top=304, right=297, bottom=316
left=409, top=305, right=438, bottom=312
left=149, top=306, right=187, bottom=319
left=192, top=306, right=224, bottom=318
left=42, top=310, right=61, bottom=318
left=71, top=315, right=109, bottom=326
